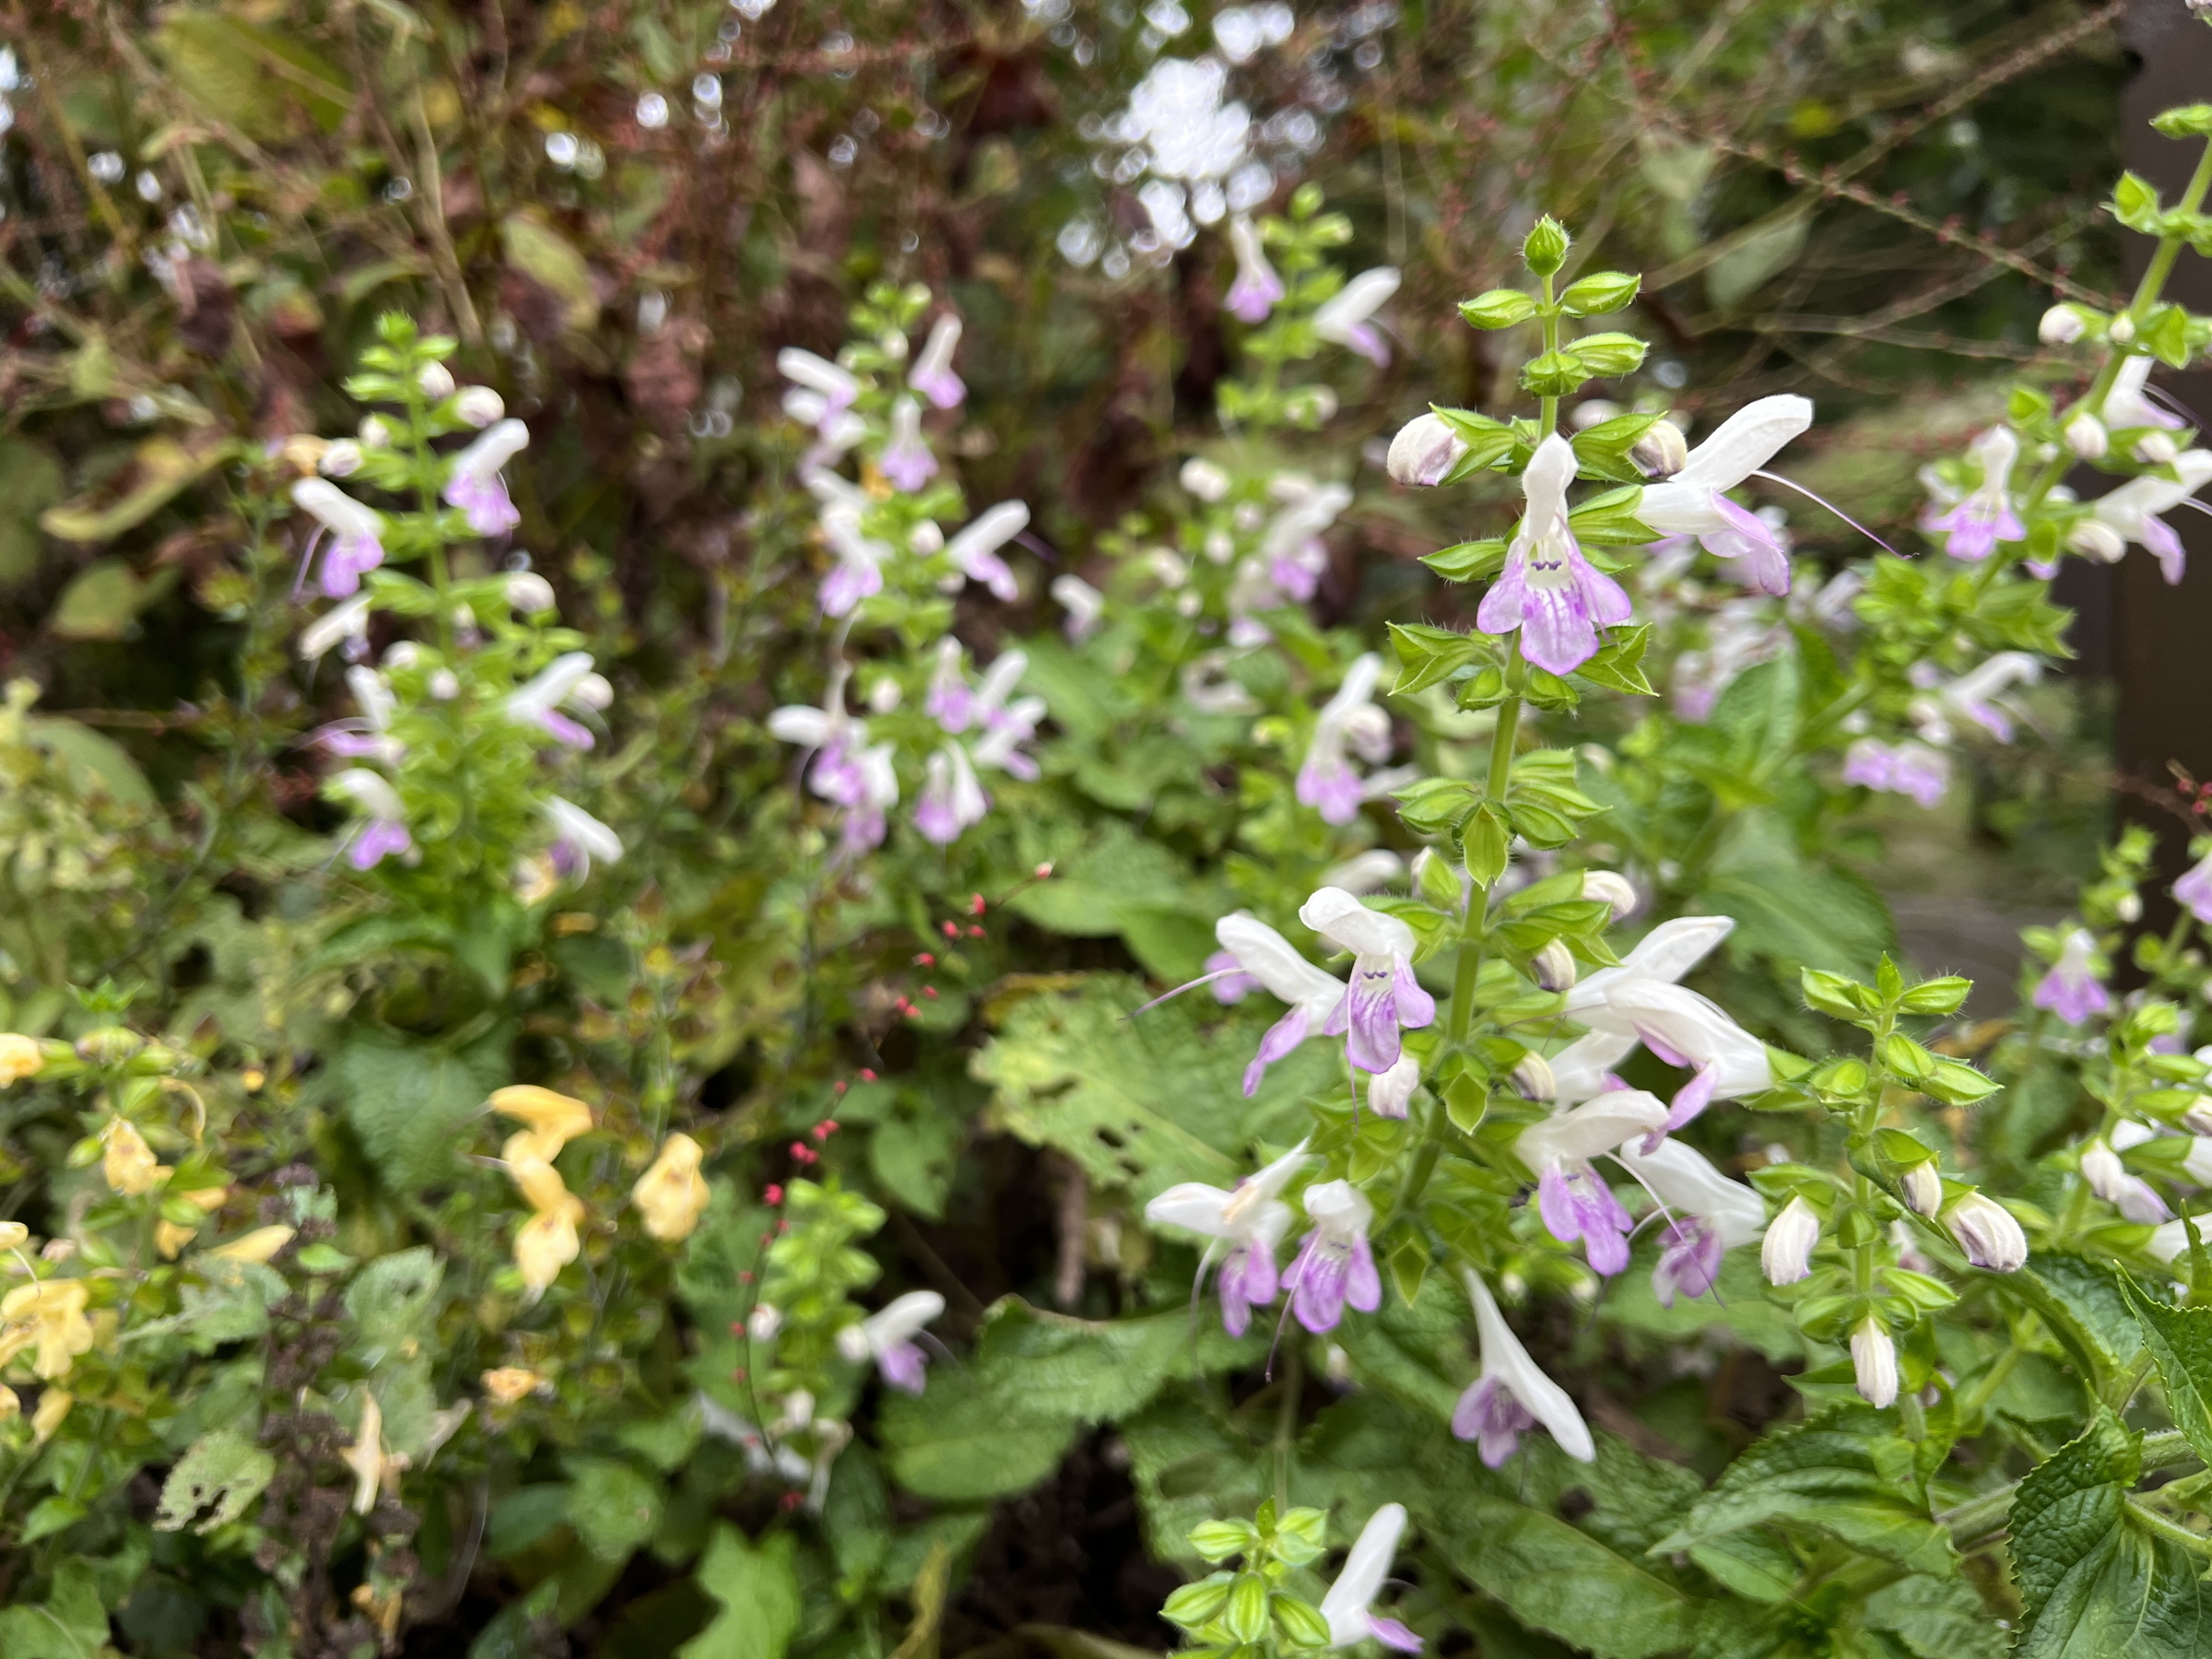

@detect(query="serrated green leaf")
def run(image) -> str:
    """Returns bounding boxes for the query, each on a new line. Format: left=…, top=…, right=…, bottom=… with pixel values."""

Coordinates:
left=680, top=1525, right=802, bottom=1659
left=2120, top=1277, right=2212, bottom=1469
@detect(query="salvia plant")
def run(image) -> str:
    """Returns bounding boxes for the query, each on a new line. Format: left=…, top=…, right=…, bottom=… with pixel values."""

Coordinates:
left=1, top=0, right=2210, bottom=1655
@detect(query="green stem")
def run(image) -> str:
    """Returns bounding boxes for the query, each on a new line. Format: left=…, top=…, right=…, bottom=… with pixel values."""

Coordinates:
left=1536, top=275, right=1559, bottom=436
left=1939, top=1430, right=2197, bottom=1543
left=1954, top=1340, right=2022, bottom=1420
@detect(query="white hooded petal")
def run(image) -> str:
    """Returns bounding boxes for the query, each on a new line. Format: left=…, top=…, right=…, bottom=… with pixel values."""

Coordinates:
left=947, top=501, right=1030, bottom=571
left=778, top=347, right=858, bottom=401
left=1466, top=1270, right=1594, bottom=1462
left=1323, top=850, right=1406, bottom=896
left=862, top=1290, right=945, bottom=1349
left=1546, top=1030, right=1639, bottom=1103
left=767, top=706, right=834, bottom=746
left=300, top=593, right=374, bottom=661
left=2092, top=449, right=2212, bottom=536
left=453, top=417, right=530, bottom=478
left=544, top=797, right=623, bottom=864
left=1519, top=433, right=1579, bottom=529
left=1216, top=913, right=1346, bottom=1016
left=508, top=652, right=599, bottom=720
left=1517, top=1090, right=1670, bottom=1173
left=1318, top=1503, right=1406, bottom=1646
left=1656, top=394, right=1812, bottom=495
left=292, top=478, right=383, bottom=539
left=1299, top=887, right=1417, bottom=962
left=1614, top=1137, right=1766, bottom=1249
left=1313, top=268, right=1400, bottom=335
left=1566, top=916, right=1735, bottom=1017
left=1301, top=1179, right=1373, bottom=1242
left=1603, top=982, right=1772, bottom=1098
left=1145, top=1182, right=1238, bottom=1238
left=329, top=768, right=404, bottom=820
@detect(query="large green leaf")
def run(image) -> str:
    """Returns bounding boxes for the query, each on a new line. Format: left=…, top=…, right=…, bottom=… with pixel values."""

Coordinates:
left=155, top=1428, right=276, bottom=1535
left=2119, top=1275, right=2212, bottom=1469
left=1862, top=1573, right=2006, bottom=1659
left=1653, top=1406, right=1955, bottom=1576
left=877, top=1298, right=1258, bottom=1502
left=972, top=972, right=1335, bottom=1205
left=329, top=1030, right=506, bottom=1192
left=0, top=1559, right=111, bottom=1658
left=679, top=1525, right=801, bottom=1659
left=2007, top=1406, right=2210, bottom=1657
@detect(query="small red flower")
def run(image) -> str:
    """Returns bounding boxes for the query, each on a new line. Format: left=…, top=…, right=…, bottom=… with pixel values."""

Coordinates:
left=915, top=952, right=935, bottom=967
left=969, top=893, right=986, bottom=916
left=859, top=1068, right=877, bottom=1082
left=763, top=1184, right=784, bottom=1206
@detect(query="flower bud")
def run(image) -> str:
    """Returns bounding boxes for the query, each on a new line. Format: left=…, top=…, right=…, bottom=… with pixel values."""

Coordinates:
left=747, top=1303, right=784, bottom=1342
left=867, top=677, right=902, bottom=713
left=2136, top=430, right=2179, bottom=465
left=75, top=1027, right=143, bottom=1067
left=1529, top=939, right=1578, bottom=993
left=506, top=572, right=558, bottom=614
left=0, top=1222, right=28, bottom=1251
left=2118, top=891, right=2143, bottom=924
left=1511, top=1051, right=1555, bottom=1100
left=0, top=1035, right=44, bottom=1086
left=320, top=439, right=364, bottom=477
left=1581, top=870, right=1638, bottom=919
left=1630, top=419, right=1689, bottom=479
left=1900, top=1162, right=1942, bottom=1217
left=2108, top=314, right=2136, bottom=347
left=2064, top=413, right=2109, bottom=460
left=910, top=521, right=946, bottom=555
left=481, top=1366, right=543, bottom=1405
left=418, top=362, right=456, bottom=399
left=2038, top=305, right=2086, bottom=346
left=571, top=672, right=613, bottom=712
left=1761, top=1194, right=1819, bottom=1285
left=100, top=1116, right=163, bottom=1196
left=430, top=670, right=461, bottom=700
left=2184, top=1100, right=2212, bottom=1136
left=1569, top=399, right=1621, bottom=430
left=359, top=415, right=394, bottom=450
left=835, top=1323, right=872, bottom=1363
left=2066, top=518, right=2126, bottom=562
left=1180, top=458, right=1231, bottom=502
left=1944, top=1190, right=2027, bottom=1272
left=1851, top=1316, right=1899, bottom=1408
left=454, top=386, right=506, bottom=428
left=1385, top=414, right=1470, bottom=488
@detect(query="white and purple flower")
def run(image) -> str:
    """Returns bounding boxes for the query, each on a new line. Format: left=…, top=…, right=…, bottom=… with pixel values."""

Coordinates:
left=292, top=479, right=388, bottom=598
left=1546, top=915, right=1739, bottom=1106
left=880, top=394, right=937, bottom=494
left=1614, top=1136, right=1767, bottom=1308
left=1514, top=1090, right=1670, bottom=1275
left=1841, top=738, right=1950, bottom=809
left=1144, top=1141, right=1311, bottom=1336
left=1297, top=653, right=1395, bottom=825
left=1637, top=395, right=1814, bottom=595
left=910, top=314, right=966, bottom=410
left=1224, top=215, right=1286, bottom=324
left=2177, top=847, right=2212, bottom=924
left=914, top=743, right=989, bottom=844
left=1927, top=427, right=2024, bottom=563
left=835, top=1290, right=946, bottom=1394
left=442, top=418, right=529, bottom=538
left=2083, top=449, right=2212, bottom=585
left=504, top=652, right=601, bottom=748
left=1313, top=267, right=1400, bottom=366
left=1211, top=912, right=1348, bottom=1095
left=1299, top=887, right=1439, bottom=1077
left=1318, top=1504, right=1423, bottom=1653
left=946, top=501, right=1028, bottom=603
left=1453, top=1269, right=1594, bottom=1466
left=543, top=796, right=623, bottom=880
left=2033, top=928, right=2110, bottom=1025
left=1476, top=434, right=1632, bottom=677
left=1285, top=1180, right=1381, bottom=1334
left=328, top=768, right=412, bottom=870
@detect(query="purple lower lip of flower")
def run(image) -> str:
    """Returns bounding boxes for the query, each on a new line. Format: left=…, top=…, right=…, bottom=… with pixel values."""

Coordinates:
left=319, top=728, right=393, bottom=759
left=914, top=794, right=961, bottom=844
left=1270, top=550, right=1323, bottom=602
left=1286, top=1230, right=1381, bottom=1334
left=880, top=442, right=938, bottom=493
left=320, top=533, right=385, bottom=598
left=1476, top=542, right=1633, bottom=677
left=877, top=1338, right=930, bottom=1394
left=1640, top=1062, right=1717, bottom=1154
left=1653, top=1217, right=1724, bottom=1308
left=1700, top=494, right=1791, bottom=595
left=820, top=560, right=882, bottom=618
left=1217, top=1239, right=1279, bottom=1336
left=348, top=818, right=412, bottom=871
left=1297, top=756, right=1365, bottom=825
left=841, top=807, right=887, bottom=853
left=1206, top=951, right=1263, bottom=1005
left=1341, top=323, right=1390, bottom=366
left=2141, top=512, right=2187, bottom=583
left=1364, top=1616, right=1423, bottom=1653
left=809, top=737, right=867, bottom=807
left=912, top=366, right=965, bottom=411
left=1225, top=270, right=1284, bottom=324
left=529, top=709, right=595, bottom=749
left=1537, top=1164, right=1634, bottom=1276
left=960, top=547, right=1019, bottom=602
left=1930, top=497, right=2024, bottom=562
left=2033, top=967, right=2109, bottom=1025
left=447, top=474, right=521, bottom=537
left=926, top=685, right=977, bottom=734
left=1244, top=1004, right=1312, bottom=1096
left=1452, top=1375, right=1536, bottom=1467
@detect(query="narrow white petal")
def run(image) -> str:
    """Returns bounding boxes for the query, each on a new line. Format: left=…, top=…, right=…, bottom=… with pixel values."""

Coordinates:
left=1520, top=433, right=1578, bottom=527
left=1516, top=1091, right=1669, bottom=1172
left=1319, top=1503, right=1406, bottom=1642
left=1671, top=395, right=1813, bottom=491
left=1145, top=1182, right=1237, bottom=1237
left=1614, top=1138, right=1766, bottom=1248
left=1466, top=1270, right=1593, bottom=1462
left=863, top=1289, right=946, bottom=1347
left=1299, top=887, right=1417, bottom=961
left=1216, top=912, right=1345, bottom=1012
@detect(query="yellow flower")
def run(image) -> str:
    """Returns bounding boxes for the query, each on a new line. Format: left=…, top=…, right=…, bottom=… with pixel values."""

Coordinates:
left=30, top=1388, right=69, bottom=1442
left=481, top=1366, right=543, bottom=1405
left=632, top=1133, right=710, bottom=1242
left=510, top=1158, right=586, bottom=1297
left=0, top=1035, right=43, bottom=1086
left=100, top=1117, right=166, bottom=1197
left=343, top=1390, right=389, bottom=1515
left=206, top=1225, right=295, bottom=1265
left=154, top=1221, right=197, bottom=1260
left=0, top=1222, right=29, bottom=1253
left=0, top=1384, right=18, bottom=1421
left=0, top=1280, right=93, bottom=1380
left=489, top=1086, right=594, bottom=1159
